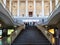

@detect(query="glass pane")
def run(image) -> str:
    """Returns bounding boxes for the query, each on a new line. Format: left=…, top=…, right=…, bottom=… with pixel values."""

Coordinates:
left=6, top=0, right=10, bottom=10
left=52, top=0, right=55, bottom=11
left=44, top=1, right=50, bottom=16
left=12, top=0, right=18, bottom=16
left=20, top=1, right=26, bottom=17
left=36, top=1, right=42, bottom=16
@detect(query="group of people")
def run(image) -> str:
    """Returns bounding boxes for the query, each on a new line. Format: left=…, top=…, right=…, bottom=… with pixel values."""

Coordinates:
left=24, top=22, right=35, bottom=27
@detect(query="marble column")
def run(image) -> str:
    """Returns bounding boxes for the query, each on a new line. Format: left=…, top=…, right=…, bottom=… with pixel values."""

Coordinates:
left=26, top=0, right=28, bottom=17
left=50, top=0, right=52, bottom=13
left=3, top=0, right=6, bottom=8
left=55, top=0, right=58, bottom=6
left=42, top=0, right=44, bottom=17
left=17, top=0, right=20, bottom=16
left=34, top=0, right=36, bottom=17
left=10, top=0, right=12, bottom=12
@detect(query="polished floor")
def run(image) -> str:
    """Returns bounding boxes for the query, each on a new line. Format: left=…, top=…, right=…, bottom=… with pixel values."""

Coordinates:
left=12, top=25, right=51, bottom=45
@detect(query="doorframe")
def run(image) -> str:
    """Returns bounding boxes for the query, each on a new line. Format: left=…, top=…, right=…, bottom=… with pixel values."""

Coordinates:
left=29, top=11, right=33, bottom=17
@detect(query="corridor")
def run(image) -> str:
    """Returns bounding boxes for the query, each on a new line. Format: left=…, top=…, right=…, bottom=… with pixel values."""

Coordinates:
left=12, top=25, right=51, bottom=45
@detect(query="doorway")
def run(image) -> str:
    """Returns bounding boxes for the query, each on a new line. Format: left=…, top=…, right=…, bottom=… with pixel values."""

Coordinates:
left=29, top=12, right=33, bottom=17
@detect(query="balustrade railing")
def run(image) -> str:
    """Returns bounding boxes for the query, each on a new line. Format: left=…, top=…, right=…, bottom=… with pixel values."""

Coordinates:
left=2, top=24, right=25, bottom=45
left=8, top=25, right=24, bottom=45
left=48, top=1, right=60, bottom=21
left=0, top=0, right=14, bottom=22
left=36, top=25, right=55, bottom=45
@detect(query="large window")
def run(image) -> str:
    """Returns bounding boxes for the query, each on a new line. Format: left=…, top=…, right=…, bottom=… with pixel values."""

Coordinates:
left=12, top=0, right=18, bottom=16
left=44, top=0, right=50, bottom=16
left=36, top=1, right=42, bottom=17
left=28, top=1, right=34, bottom=11
left=20, top=1, right=26, bottom=17
left=6, top=0, right=10, bottom=10
left=52, top=0, right=55, bottom=11
left=28, top=1, right=34, bottom=17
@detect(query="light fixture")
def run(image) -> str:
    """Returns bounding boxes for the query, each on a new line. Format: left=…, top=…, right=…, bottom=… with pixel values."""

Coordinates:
left=45, top=25, right=48, bottom=28
left=48, top=29, right=54, bottom=34
left=0, top=24, right=2, bottom=27
left=14, top=25, right=17, bottom=28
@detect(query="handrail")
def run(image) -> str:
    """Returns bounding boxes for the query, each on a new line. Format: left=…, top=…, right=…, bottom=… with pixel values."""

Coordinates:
left=44, top=2, right=60, bottom=24
left=0, top=0, right=13, bottom=16
left=36, top=25, right=55, bottom=45
left=9, top=25, right=25, bottom=44
left=38, top=2, right=60, bottom=24
left=2, top=25, right=25, bottom=45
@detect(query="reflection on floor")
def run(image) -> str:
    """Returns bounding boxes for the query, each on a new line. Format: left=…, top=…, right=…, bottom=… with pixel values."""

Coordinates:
left=12, top=26, right=51, bottom=45
left=1, top=36, right=11, bottom=45
left=0, top=39, right=2, bottom=45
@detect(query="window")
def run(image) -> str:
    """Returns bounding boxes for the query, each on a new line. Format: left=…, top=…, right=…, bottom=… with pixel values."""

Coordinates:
left=12, top=1, right=18, bottom=16
left=20, top=1, right=26, bottom=16
left=44, top=1, right=50, bottom=16
left=36, top=1, right=42, bottom=16
left=52, top=0, right=55, bottom=10
left=29, top=12, right=33, bottom=17
left=6, top=0, right=10, bottom=10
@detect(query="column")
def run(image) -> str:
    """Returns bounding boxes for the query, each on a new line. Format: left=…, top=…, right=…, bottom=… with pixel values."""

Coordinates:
left=39, top=1, right=42, bottom=17
left=17, top=0, right=20, bottom=16
left=42, top=0, right=44, bottom=17
left=55, top=0, right=58, bottom=6
left=3, top=0, right=6, bottom=8
left=10, top=0, right=12, bottom=12
left=34, top=0, right=36, bottom=17
left=26, top=0, right=28, bottom=17
left=50, top=0, right=52, bottom=13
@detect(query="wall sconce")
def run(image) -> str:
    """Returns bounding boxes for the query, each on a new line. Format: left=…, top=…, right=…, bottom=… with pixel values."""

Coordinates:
left=0, top=24, right=2, bottom=27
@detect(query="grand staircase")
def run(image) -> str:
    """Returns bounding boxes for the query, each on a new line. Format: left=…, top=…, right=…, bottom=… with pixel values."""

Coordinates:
left=12, top=25, right=51, bottom=45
